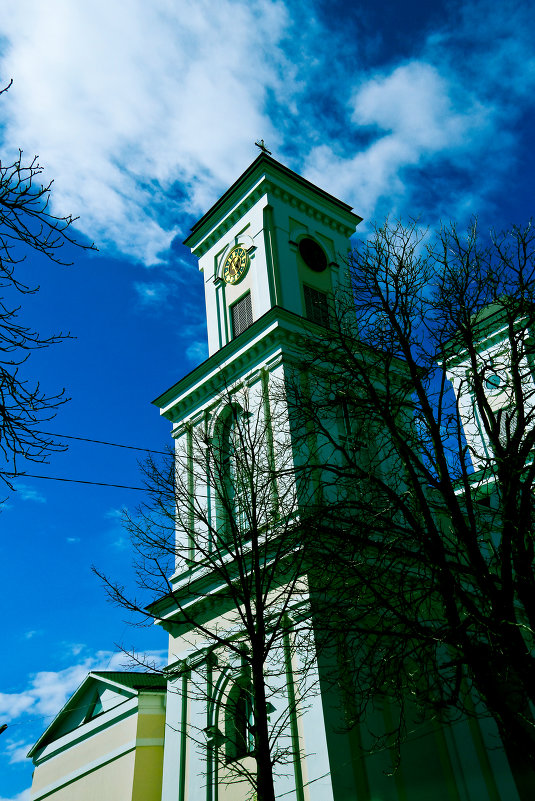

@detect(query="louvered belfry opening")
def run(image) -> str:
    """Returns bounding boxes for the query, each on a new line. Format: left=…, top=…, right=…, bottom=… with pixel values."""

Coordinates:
left=231, top=292, right=253, bottom=338
left=303, top=284, right=330, bottom=328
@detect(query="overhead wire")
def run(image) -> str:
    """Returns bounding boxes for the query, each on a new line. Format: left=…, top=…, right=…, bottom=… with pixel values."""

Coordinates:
left=37, top=430, right=169, bottom=455
left=2, top=431, right=173, bottom=491
left=1, top=471, right=147, bottom=491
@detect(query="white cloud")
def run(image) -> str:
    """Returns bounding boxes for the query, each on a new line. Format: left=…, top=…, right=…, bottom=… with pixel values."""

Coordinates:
left=23, top=630, right=42, bottom=640
left=133, top=282, right=170, bottom=308
left=304, top=60, right=491, bottom=222
left=0, top=693, right=34, bottom=722
left=66, top=537, right=80, bottom=544
left=350, top=62, right=477, bottom=150
left=5, top=739, right=32, bottom=765
left=303, top=3, right=535, bottom=226
left=15, top=484, right=46, bottom=504
left=0, top=0, right=533, bottom=268
left=111, top=536, right=130, bottom=551
left=0, top=0, right=290, bottom=265
left=186, top=340, right=209, bottom=363
left=0, top=647, right=166, bottom=726
left=104, top=508, right=125, bottom=520
left=0, top=790, right=31, bottom=801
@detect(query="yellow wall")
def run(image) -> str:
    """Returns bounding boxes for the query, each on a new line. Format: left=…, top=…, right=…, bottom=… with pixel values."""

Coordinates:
left=31, top=695, right=166, bottom=801
left=31, top=750, right=135, bottom=801
left=131, top=701, right=166, bottom=801
left=31, top=715, right=137, bottom=798
left=131, top=747, right=164, bottom=801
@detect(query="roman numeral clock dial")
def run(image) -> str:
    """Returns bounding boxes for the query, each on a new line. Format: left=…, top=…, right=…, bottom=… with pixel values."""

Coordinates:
left=223, top=246, right=249, bottom=284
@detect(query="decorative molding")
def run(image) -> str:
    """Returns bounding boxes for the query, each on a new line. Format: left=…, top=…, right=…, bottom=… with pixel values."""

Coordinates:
left=192, top=176, right=358, bottom=259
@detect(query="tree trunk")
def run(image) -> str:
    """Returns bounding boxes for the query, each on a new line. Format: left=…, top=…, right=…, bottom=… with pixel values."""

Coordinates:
left=499, top=728, right=535, bottom=801
left=474, top=661, right=535, bottom=801
left=251, top=651, right=276, bottom=801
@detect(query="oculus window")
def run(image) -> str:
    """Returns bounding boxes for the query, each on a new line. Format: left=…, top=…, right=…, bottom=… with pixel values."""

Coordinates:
left=299, top=237, right=327, bottom=272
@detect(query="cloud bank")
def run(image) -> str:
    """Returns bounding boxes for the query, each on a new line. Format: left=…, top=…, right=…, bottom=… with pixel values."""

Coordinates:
left=0, top=647, right=166, bottom=728
left=0, top=645, right=166, bottom=783
left=0, top=0, right=533, bottom=262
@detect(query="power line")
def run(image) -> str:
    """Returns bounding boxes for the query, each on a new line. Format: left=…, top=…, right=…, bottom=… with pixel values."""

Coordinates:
left=1, top=471, right=147, bottom=491
left=38, top=431, right=169, bottom=456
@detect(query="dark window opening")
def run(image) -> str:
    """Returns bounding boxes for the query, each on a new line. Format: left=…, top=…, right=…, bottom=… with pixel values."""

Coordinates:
left=231, top=292, right=253, bottom=338
left=498, top=406, right=518, bottom=446
left=218, top=407, right=249, bottom=540
left=299, top=237, right=327, bottom=272
left=304, top=284, right=330, bottom=328
left=225, top=685, right=254, bottom=761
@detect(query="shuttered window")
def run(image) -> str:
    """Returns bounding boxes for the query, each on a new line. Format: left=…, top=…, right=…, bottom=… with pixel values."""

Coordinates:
left=304, top=284, right=330, bottom=328
left=231, top=292, right=253, bottom=338
left=498, top=406, right=517, bottom=446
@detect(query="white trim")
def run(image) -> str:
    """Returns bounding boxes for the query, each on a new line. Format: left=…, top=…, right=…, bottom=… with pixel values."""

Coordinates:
left=35, top=697, right=138, bottom=762
left=31, top=736, right=165, bottom=800
left=87, top=673, right=140, bottom=695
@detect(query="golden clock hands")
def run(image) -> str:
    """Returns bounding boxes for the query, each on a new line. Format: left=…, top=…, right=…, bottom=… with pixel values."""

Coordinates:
left=224, top=248, right=247, bottom=283
left=230, top=252, right=241, bottom=274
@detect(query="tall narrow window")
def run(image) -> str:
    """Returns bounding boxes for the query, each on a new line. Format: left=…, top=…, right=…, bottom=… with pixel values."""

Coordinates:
left=225, top=684, right=254, bottom=761
left=219, top=411, right=236, bottom=540
left=231, top=292, right=253, bottom=338
left=498, top=405, right=518, bottom=446
left=303, top=285, right=330, bottom=328
left=338, top=396, right=353, bottom=440
left=217, top=406, right=249, bottom=541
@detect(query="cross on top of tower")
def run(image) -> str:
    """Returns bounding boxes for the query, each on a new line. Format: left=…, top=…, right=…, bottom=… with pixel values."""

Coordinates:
left=254, top=139, right=272, bottom=155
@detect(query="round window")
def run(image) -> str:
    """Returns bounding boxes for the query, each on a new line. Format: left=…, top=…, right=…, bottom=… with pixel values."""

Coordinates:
left=298, top=237, right=327, bottom=272
left=485, top=372, right=503, bottom=391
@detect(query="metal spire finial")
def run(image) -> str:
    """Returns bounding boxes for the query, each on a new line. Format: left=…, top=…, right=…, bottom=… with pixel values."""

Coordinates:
left=255, top=139, right=272, bottom=155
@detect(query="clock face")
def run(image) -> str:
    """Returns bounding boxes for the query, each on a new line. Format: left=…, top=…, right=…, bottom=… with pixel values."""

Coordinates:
left=223, top=246, right=249, bottom=284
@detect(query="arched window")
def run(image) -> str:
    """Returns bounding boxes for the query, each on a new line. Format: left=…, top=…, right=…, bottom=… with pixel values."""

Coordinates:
left=215, top=405, right=248, bottom=542
left=225, top=683, right=254, bottom=761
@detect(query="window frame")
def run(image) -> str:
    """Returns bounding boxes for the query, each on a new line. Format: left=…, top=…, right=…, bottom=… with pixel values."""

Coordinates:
left=230, top=291, right=253, bottom=339
left=303, top=283, right=331, bottom=328
left=225, top=683, right=255, bottom=762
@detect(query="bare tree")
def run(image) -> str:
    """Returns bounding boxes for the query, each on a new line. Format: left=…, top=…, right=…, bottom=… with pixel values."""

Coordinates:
left=96, top=383, right=318, bottom=801
left=0, top=80, right=95, bottom=487
left=287, top=218, right=535, bottom=799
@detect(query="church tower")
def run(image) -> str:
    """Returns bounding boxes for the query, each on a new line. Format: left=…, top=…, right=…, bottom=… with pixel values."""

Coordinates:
left=25, top=154, right=524, bottom=801
left=152, top=154, right=518, bottom=801
left=183, top=152, right=361, bottom=355
left=153, top=153, right=362, bottom=801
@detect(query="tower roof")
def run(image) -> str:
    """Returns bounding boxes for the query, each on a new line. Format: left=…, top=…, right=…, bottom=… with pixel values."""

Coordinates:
left=183, top=153, right=361, bottom=251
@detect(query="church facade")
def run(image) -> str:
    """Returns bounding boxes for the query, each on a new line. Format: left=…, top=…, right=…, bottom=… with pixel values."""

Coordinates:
left=29, top=155, right=521, bottom=801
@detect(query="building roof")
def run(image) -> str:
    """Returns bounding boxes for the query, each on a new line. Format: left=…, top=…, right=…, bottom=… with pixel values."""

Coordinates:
left=28, top=670, right=166, bottom=759
left=90, top=670, right=166, bottom=690
left=183, top=152, right=361, bottom=250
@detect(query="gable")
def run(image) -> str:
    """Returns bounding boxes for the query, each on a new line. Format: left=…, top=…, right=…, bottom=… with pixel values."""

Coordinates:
left=28, top=674, right=138, bottom=759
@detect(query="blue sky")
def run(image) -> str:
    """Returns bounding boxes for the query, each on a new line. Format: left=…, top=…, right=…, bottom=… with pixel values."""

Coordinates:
left=0, top=0, right=534, bottom=797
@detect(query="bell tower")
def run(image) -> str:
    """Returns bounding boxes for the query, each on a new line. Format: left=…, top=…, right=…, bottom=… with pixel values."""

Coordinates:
left=154, top=155, right=363, bottom=801
left=183, top=153, right=362, bottom=355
